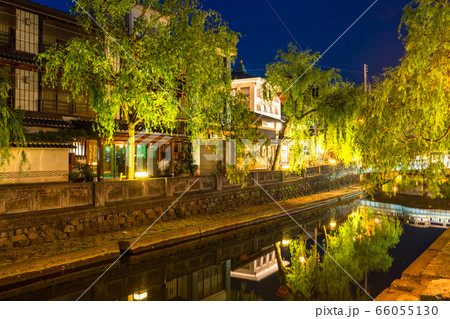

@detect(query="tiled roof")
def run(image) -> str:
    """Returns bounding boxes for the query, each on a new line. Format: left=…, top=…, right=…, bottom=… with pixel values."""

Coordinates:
left=0, top=50, right=35, bottom=65
left=232, top=60, right=259, bottom=80
left=24, top=116, right=75, bottom=128
left=11, top=141, right=75, bottom=148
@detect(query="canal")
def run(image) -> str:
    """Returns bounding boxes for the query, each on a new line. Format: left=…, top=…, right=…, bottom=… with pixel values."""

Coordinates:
left=0, top=196, right=446, bottom=301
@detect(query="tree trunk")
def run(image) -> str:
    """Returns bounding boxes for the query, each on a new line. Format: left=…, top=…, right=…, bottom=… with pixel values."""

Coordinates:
left=364, top=271, right=368, bottom=292
left=271, top=122, right=287, bottom=171
left=128, top=123, right=136, bottom=179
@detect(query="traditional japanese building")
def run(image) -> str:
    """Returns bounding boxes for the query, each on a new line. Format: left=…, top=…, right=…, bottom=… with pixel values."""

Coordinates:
left=0, top=0, right=190, bottom=184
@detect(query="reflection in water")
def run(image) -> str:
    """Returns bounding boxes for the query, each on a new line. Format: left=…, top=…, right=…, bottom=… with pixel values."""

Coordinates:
left=0, top=198, right=358, bottom=301
left=1, top=197, right=444, bottom=301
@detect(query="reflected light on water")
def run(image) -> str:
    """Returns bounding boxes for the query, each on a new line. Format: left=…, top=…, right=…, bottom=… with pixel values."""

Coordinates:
left=133, top=291, right=148, bottom=301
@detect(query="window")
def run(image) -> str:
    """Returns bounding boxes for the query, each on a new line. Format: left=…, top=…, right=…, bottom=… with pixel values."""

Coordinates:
left=0, top=7, right=15, bottom=49
left=42, top=20, right=82, bottom=52
left=72, top=140, right=86, bottom=157
left=196, top=264, right=225, bottom=300
left=240, top=87, right=250, bottom=97
left=14, top=69, right=38, bottom=111
left=16, top=9, right=38, bottom=54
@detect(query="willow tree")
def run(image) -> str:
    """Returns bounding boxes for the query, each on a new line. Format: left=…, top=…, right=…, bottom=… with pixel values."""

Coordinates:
left=264, top=45, right=361, bottom=172
left=37, top=0, right=244, bottom=179
left=0, top=67, right=26, bottom=170
left=357, top=0, right=450, bottom=195
left=276, top=210, right=402, bottom=301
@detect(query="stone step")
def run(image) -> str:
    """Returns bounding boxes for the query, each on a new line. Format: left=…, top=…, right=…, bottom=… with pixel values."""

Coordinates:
left=420, top=279, right=450, bottom=301
left=390, top=279, right=419, bottom=292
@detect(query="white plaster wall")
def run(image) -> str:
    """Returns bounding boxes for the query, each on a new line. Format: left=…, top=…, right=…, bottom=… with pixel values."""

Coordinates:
left=0, top=148, right=69, bottom=184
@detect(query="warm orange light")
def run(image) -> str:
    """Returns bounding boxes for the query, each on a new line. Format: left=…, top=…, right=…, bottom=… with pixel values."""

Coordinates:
left=133, top=291, right=148, bottom=301
left=299, top=256, right=306, bottom=264
left=330, top=221, right=336, bottom=228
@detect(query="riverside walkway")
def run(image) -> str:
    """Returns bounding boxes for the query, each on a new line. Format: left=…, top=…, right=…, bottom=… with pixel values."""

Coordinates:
left=376, top=227, right=450, bottom=301
left=0, top=186, right=362, bottom=286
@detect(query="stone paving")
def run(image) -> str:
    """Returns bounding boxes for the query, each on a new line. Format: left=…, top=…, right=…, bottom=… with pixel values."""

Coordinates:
left=0, top=186, right=362, bottom=280
left=376, top=227, right=450, bottom=301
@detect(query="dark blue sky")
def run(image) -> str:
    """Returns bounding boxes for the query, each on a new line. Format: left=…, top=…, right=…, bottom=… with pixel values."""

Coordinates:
left=33, top=0, right=411, bottom=83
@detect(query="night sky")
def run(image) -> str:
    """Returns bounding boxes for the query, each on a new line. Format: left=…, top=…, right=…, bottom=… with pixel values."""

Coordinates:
left=32, top=0, right=412, bottom=83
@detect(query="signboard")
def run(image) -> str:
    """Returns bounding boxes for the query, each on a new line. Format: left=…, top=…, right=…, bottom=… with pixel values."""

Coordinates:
left=262, top=121, right=275, bottom=128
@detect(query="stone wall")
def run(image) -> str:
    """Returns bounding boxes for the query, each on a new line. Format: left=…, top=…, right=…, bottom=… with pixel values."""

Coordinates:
left=0, top=148, right=70, bottom=184
left=0, top=172, right=359, bottom=250
left=0, top=165, right=346, bottom=215
left=0, top=183, right=93, bottom=214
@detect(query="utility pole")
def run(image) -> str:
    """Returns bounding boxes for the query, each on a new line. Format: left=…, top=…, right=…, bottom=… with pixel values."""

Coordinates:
left=364, top=64, right=368, bottom=92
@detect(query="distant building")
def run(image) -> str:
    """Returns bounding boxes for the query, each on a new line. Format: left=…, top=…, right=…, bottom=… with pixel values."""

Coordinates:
left=231, top=60, right=285, bottom=169
left=230, top=248, right=289, bottom=281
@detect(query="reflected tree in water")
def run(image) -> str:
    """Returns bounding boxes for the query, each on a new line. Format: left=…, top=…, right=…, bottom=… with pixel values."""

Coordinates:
left=276, top=209, right=403, bottom=300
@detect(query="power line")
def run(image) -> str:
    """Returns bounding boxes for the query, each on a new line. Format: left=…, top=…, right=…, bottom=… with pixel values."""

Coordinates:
left=245, top=65, right=363, bottom=75
left=265, top=0, right=303, bottom=50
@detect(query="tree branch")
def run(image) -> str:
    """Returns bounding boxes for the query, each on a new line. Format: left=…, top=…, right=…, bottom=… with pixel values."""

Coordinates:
left=295, top=108, right=317, bottom=121
left=399, top=124, right=450, bottom=143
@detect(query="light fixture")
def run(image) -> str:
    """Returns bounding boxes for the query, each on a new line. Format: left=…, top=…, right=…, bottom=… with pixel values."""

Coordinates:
left=329, top=159, right=336, bottom=164
left=330, top=221, right=336, bottom=228
left=299, top=256, right=306, bottom=264
left=281, top=239, right=290, bottom=246
left=133, top=291, right=148, bottom=301
left=374, top=218, right=380, bottom=224
left=135, top=171, right=148, bottom=178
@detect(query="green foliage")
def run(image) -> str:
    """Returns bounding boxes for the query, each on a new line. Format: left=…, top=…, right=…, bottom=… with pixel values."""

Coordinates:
left=0, top=67, right=27, bottom=170
left=357, top=0, right=450, bottom=194
left=282, top=209, right=402, bottom=300
left=74, top=163, right=97, bottom=182
left=264, top=45, right=361, bottom=171
left=69, top=171, right=82, bottom=182
left=37, top=0, right=256, bottom=179
left=25, top=129, right=97, bottom=143
left=440, top=181, right=450, bottom=199
left=174, top=144, right=197, bottom=176
left=226, top=283, right=263, bottom=301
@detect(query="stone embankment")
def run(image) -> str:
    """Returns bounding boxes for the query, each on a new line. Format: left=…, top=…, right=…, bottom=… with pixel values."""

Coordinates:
left=0, top=171, right=358, bottom=252
left=0, top=184, right=363, bottom=290
left=376, top=227, right=450, bottom=301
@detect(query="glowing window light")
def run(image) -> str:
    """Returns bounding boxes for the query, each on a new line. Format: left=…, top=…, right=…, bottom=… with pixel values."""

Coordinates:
left=281, top=239, right=290, bottom=246
left=135, top=172, right=149, bottom=178
left=133, top=291, right=148, bottom=301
